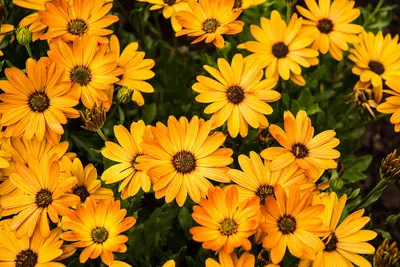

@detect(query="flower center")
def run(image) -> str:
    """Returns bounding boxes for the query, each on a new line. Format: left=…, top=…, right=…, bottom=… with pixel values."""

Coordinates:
left=132, top=153, right=143, bottom=168
left=35, top=189, right=53, bottom=208
left=291, top=143, right=309, bottom=158
left=28, top=92, right=50, bottom=112
left=368, top=60, right=385, bottom=75
left=202, top=19, right=220, bottom=33
left=70, top=66, right=92, bottom=86
left=172, top=151, right=196, bottom=174
left=317, top=18, right=334, bottom=34
left=73, top=185, right=90, bottom=203
left=256, top=185, right=275, bottom=205
left=91, top=227, right=109, bottom=243
left=272, top=42, right=289, bottom=59
left=219, top=218, right=238, bottom=236
left=15, top=249, right=38, bottom=267
left=226, top=85, right=245, bottom=104
left=67, top=19, right=88, bottom=36
left=164, top=0, right=176, bottom=5
left=324, top=233, right=338, bottom=252
left=277, top=215, right=296, bottom=234
left=233, top=0, right=242, bottom=8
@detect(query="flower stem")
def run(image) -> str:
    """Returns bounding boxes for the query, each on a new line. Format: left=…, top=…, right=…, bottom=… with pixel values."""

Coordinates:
left=96, top=128, right=108, bottom=142
left=25, top=44, right=33, bottom=58
left=349, top=179, right=387, bottom=212
left=286, top=4, right=292, bottom=24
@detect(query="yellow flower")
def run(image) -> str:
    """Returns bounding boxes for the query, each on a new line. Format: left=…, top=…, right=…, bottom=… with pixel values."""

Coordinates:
left=13, top=0, right=47, bottom=41
left=299, top=192, right=377, bottom=267
left=190, top=186, right=260, bottom=254
left=349, top=31, right=400, bottom=87
left=377, top=78, right=400, bottom=132
left=136, top=116, right=233, bottom=206
left=0, top=58, right=80, bottom=145
left=260, top=185, right=329, bottom=264
left=175, top=0, right=244, bottom=48
left=109, top=35, right=156, bottom=106
left=162, top=259, right=176, bottom=267
left=205, top=251, right=255, bottom=267
left=238, top=11, right=319, bottom=86
left=0, top=24, right=14, bottom=56
left=234, top=0, right=266, bottom=9
left=260, top=110, right=340, bottom=180
left=351, top=80, right=382, bottom=118
left=193, top=54, right=280, bottom=138
left=296, top=0, right=363, bottom=61
left=61, top=197, right=136, bottom=266
left=1, top=154, right=79, bottom=238
left=101, top=120, right=153, bottom=199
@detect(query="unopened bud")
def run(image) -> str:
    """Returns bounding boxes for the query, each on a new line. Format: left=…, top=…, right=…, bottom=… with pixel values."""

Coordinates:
left=117, top=86, right=133, bottom=104
left=380, top=150, right=400, bottom=182
left=80, top=102, right=106, bottom=132
left=330, top=177, right=344, bottom=192
left=373, top=238, right=400, bottom=267
left=15, top=27, right=31, bottom=46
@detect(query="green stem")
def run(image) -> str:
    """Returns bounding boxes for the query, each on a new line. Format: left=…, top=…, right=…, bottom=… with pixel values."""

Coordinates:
left=371, top=0, right=385, bottom=18
left=350, top=179, right=387, bottom=212
left=286, top=3, right=292, bottom=23
left=96, top=128, right=108, bottom=142
left=334, top=105, right=353, bottom=130
left=25, top=44, right=33, bottom=58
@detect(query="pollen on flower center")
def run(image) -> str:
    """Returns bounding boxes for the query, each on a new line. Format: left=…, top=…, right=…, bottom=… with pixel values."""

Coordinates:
left=233, top=0, right=242, bottom=8
left=292, top=143, right=309, bottom=158
left=67, top=19, right=88, bottom=36
left=324, top=233, right=338, bottom=251
left=220, top=218, right=238, bottom=236
left=202, top=19, right=220, bottom=33
left=172, top=150, right=196, bottom=174
left=73, top=185, right=90, bottom=203
left=91, top=227, right=109, bottom=243
left=15, top=249, right=38, bottom=267
left=70, top=66, right=92, bottom=86
left=35, top=189, right=53, bottom=208
left=368, top=60, right=385, bottom=75
left=226, top=85, right=245, bottom=104
left=256, top=184, right=275, bottom=205
left=272, top=42, right=289, bottom=59
left=277, top=215, right=296, bottom=234
left=317, top=18, right=334, bottom=34
left=28, top=92, right=50, bottom=112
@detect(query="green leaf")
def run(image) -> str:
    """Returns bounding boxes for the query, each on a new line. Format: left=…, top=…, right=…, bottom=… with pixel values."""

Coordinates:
left=314, top=90, right=336, bottom=102
left=142, top=103, right=157, bottom=124
left=348, top=188, right=361, bottom=199
left=375, top=229, right=392, bottom=240
left=341, top=155, right=373, bottom=183
left=386, top=213, right=400, bottom=224
left=359, top=186, right=386, bottom=209
left=185, top=256, right=196, bottom=267
left=178, top=206, right=194, bottom=240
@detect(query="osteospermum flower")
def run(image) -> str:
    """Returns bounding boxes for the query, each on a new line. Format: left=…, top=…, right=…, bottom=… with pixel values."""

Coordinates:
left=190, top=186, right=260, bottom=254
left=101, top=120, right=153, bottom=199
left=110, top=35, right=156, bottom=106
left=296, top=0, right=363, bottom=61
left=61, top=197, right=136, bottom=266
left=1, top=154, right=79, bottom=238
left=351, top=80, right=383, bottom=118
left=238, top=11, right=319, bottom=86
left=377, top=78, right=400, bottom=132
left=349, top=31, right=400, bottom=87
left=0, top=58, right=80, bottom=145
left=260, top=185, right=329, bottom=264
left=299, top=192, right=377, bottom=267
left=0, top=24, right=14, bottom=56
left=193, top=54, right=280, bottom=138
left=14, top=0, right=48, bottom=41
left=48, top=36, right=121, bottom=109
left=175, top=0, right=244, bottom=48
left=136, top=116, right=233, bottom=206
left=260, top=110, right=340, bottom=180
left=206, top=251, right=255, bottom=267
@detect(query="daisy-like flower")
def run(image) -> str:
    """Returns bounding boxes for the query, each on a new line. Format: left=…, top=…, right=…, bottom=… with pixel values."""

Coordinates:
left=48, top=36, right=121, bottom=109
left=0, top=24, right=14, bottom=56
left=136, top=116, right=233, bottom=207
left=61, top=197, right=136, bottom=266
left=234, top=0, right=266, bottom=9
left=190, top=186, right=260, bottom=254
left=206, top=251, right=255, bottom=267
left=101, top=120, right=153, bottom=199
left=238, top=11, right=319, bottom=86
left=1, top=154, right=79, bottom=238
left=377, top=78, right=400, bottom=132
left=296, top=0, right=364, bottom=61
left=0, top=58, right=80, bottom=145
left=14, top=0, right=48, bottom=41
left=260, top=185, right=329, bottom=264
left=260, top=110, right=340, bottom=180
left=38, top=0, right=119, bottom=42
left=351, top=81, right=383, bottom=118
left=175, top=0, right=244, bottom=48
left=349, top=31, right=400, bottom=87
left=61, top=157, right=113, bottom=203
left=109, top=35, right=156, bottom=106
left=193, top=54, right=280, bottom=138
left=299, top=192, right=377, bottom=267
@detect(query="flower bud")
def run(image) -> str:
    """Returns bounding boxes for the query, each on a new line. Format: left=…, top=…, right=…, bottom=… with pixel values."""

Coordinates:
left=117, top=86, right=133, bottom=104
left=373, top=238, right=400, bottom=267
left=380, top=150, right=400, bottom=182
left=15, top=27, right=32, bottom=46
left=80, top=102, right=106, bottom=132
left=330, top=177, right=344, bottom=192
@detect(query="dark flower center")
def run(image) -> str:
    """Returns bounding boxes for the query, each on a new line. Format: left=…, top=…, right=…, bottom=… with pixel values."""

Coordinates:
left=292, top=143, right=309, bottom=158
left=172, top=150, right=196, bottom=174
left=220, top=218, right=238, bottom=235
left=132, top=153, right=144, bottom=168
left=15, top=249, right=38, bottom=267
left=233, top=0, right=242, bottom=8
left=256, top=185, right=275, bottom=205
left=317, top=18, right=334, bottom=34
left=324, top=233, right=338, bottom=251
left=368, top=60, right=385, bottom=75
left=68, top=19, right=88, bottom=36
left=278, top=215, right=296, bottom=234
left=70, top=66, right=92, bottom=86
left=164, top=0, right=176, bottom=5
left=202, top=19, right=220, bottom=33
left=226, top=85, right=245, bottom=104
left=73, top=185, right=90, bottom=203
left=35, top=189, right=53, bottom=208
left=91, top=227, right=109, bottom=243
left=272, top=42, right=289, bottom=59
left=28, top=92, right=50, bottom=112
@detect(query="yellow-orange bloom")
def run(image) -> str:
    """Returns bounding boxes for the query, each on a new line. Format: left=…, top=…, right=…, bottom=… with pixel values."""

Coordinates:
left=0, top=24, right=14, bottom=56
left=377, top=78, right=400, bottom=132
left=205, top=251, right=255, bottom=267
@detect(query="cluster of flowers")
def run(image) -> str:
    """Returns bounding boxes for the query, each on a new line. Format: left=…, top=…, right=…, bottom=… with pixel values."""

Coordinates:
left=0, top=0, right=398, bottom=266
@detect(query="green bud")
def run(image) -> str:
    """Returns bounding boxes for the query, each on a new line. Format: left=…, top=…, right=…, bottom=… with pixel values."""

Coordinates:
left=117, top=86, right=133, bottom=104
left=16, top=27, right=32, bottom=46
left=330, top=178, right=344, bottom=192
